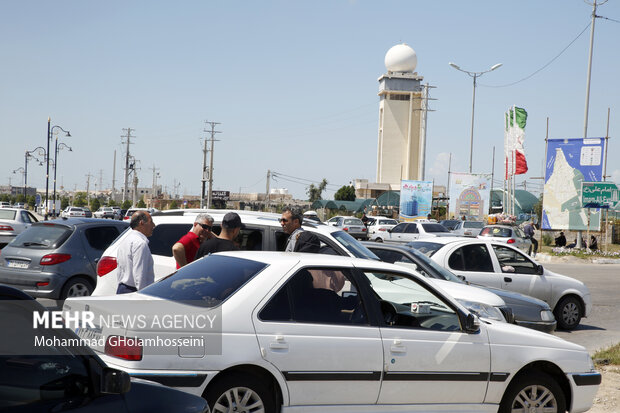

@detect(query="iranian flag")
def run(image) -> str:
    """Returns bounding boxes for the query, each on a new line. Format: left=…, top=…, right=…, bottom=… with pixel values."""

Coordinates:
left=504, top=106, right=528, bottom=178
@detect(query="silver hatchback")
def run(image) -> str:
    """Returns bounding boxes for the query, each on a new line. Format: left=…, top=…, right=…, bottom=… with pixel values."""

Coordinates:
left=326, top=216, right=368, bottom=240
left=477, top=224, right=533, bottom=254
left=0, top=218, right=128, bottom=299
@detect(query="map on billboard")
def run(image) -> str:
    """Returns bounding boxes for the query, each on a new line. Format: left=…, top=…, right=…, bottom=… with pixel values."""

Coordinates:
left=399, top=180, right=433, bottom=221
left=448, top=173, right=491, bottom=221
left=542, top=138, right=604, bottom=231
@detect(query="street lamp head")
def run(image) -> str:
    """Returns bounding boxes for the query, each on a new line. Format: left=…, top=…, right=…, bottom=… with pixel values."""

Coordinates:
left=65, top=131, right=71, bottom=137
left=490, top=63, right=503, bottom=71
left=448, top=62, right=460, bottom=70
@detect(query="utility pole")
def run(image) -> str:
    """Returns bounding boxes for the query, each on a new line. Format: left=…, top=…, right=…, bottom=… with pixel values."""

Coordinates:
left=265, top=169, right=271, bottom=211
left=150, top=164, right=160, bottom=208
left=111, top=150, right=117, bottom=203
left=129, top=156, right=140, bottom=207
left=98, top=170, right=103, bottom=198
left=203, top=121, right=221, bottom=208
left=121, top=128, right=135, bottom=204
left=200, top=135, right=208, bottom=208
left=85, top=173, right=93, bottom=206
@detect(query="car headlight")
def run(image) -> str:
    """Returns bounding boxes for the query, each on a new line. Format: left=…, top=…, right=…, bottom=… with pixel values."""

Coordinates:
left=457, top=299, right=506, bottom=322
left=540, top=309, right=555, bottom=321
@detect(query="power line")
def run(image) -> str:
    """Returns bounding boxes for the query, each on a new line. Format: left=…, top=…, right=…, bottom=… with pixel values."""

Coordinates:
left=480, top=22, right=592, bottom=88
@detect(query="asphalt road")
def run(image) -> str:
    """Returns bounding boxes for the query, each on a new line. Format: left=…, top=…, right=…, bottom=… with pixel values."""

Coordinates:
left=546, top=262, right=620, bottom=354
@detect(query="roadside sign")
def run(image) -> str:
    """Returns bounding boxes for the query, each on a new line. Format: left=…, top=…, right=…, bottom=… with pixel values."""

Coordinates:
left=35, top=194, right=41, bottom=206
left=581, top=182, right=619, bottom=209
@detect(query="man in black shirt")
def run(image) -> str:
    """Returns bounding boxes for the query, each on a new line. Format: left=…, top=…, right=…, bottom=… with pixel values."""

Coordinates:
left=195, top=212, right=245, bottom=260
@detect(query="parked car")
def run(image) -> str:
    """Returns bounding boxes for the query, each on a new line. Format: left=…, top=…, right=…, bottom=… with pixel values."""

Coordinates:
left=81, top=206, right=93, bottom=218
left=381, top=220, right=452, bottom=244
left=478, top=224, right=533, bottom=254
left=406, top=237, right=592, bottom=330
left=363, top=241, right=556, bottom=332
left=0, top=284, right=210, bottom=413
left=302, top=210, right=322, bottom=223
left=0, top=207, right=39, bottom=249
left=439, top=219, right=461, bottom=231
left=0, top=201, right=11, bottom=208
left=325, top=216, right=368, bottom=240
left=111, top=206, right=123, bottom=220
left=123, top=208, right=150, bottom=221
left=93, top=209, right=379, bottom=296
left=451, top=220, right=485, bottom=237
left=13, top=202, right=26, bottom=209
left=0, top=218, right=129, bottom=299
left=66, top=252, right=600, bottom=412
left=94, top=206, right=117, bottom=219
left=366, top=216, right=398, bottom=242
left=61, top=206, right=86, bottom=218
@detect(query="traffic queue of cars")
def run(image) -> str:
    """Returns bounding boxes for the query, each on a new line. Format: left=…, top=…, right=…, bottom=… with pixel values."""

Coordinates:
left=0, top=208, right=601, bottom=412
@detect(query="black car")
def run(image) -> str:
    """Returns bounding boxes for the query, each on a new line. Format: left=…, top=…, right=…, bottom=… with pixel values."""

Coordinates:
left=0, top=285, right=209, bottom=413
left=0, top=218, right=129, bottom=299
left=362, top=241, right=557, bottom=333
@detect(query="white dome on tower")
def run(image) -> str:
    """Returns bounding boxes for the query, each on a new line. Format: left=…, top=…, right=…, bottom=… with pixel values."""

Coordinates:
left=384, top=43, right=417, bottom=73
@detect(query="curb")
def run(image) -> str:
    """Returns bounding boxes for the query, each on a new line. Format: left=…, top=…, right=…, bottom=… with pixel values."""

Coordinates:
left=536, top=253, right=620, bottom=265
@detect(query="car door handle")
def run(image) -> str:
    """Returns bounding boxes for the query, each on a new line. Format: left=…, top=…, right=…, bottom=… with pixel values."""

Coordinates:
left=390, top=340, right=407, bottom=354
left=269, top=336, right=289, bottom=350
left=504, top=277, right=512, bottom=282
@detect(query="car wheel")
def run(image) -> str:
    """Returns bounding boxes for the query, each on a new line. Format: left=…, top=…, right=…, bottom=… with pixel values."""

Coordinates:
left=554, top=295, right=582, bottom=330
left=375, top=237, right=383, bottom=243
left=499, top=371, right=566, bottom=413
left=61, top=277, right=94, bottom=299
left=206, top=372, right=276, bottom=413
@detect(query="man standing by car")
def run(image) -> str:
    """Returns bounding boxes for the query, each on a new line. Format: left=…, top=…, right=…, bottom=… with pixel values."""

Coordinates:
left=172, top=213, right=213, bottom=268
left=280, top=207, right=304, bottom=251
left=524, top=221, right=538, bottom=256
left=116, top=211, right=155, bottom=294
left=195, top=212, right=244, bottom=259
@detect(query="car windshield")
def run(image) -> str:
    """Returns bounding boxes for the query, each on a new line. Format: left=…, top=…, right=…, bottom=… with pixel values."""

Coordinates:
left=405, top=241, right=445, bottom=257
left=331, top=230, right=379, bottom=260
left=440, top=220, right=460, bottom=230
left=10, top=224, right=72, bottom=249
left=406, top=248, right=463, bottom=283
left=480, top=227, right=511, bottom=237
left=141, top=255, right=267, bottom=306
left=464, top=221, right=484, bottom=229
left=421, top=223, right=449, bottom=233
left=0, top=210, right=16, bottom=220
left=378, top=219, right=398, bottom=225
left=344, top=218, right=363, bottom=225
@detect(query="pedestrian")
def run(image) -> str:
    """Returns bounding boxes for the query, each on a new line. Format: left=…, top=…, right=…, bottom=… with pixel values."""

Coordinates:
left=172, top=213, right=214, bottom=268
left=116, top=211, right=156, bottom=294
left=523, top=221, right=538, bottom=256
left=194, top=212, right=244, bottom=259
left=555, top=231, right=566, bottom=247
left=589, top=235, right=598, bottom=251
left=280, top=207, right=304, bottom=251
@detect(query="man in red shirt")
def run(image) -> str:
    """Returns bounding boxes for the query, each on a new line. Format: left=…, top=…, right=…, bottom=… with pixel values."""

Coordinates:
left=172, top=213, right=214, bottom=268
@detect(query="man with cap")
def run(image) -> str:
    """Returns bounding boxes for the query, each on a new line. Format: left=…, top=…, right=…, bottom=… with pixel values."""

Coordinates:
left=194, top=212, right=244, bottom=260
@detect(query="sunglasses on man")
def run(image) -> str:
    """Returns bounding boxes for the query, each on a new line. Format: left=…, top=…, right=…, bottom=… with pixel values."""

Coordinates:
left=278, top=218, right=289, bottom=223
left=198, top=223, right=212, bottom=230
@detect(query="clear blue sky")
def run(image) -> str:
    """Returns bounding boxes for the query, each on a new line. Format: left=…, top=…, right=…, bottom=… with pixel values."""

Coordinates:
left=2, top=0, right=618, bottom=200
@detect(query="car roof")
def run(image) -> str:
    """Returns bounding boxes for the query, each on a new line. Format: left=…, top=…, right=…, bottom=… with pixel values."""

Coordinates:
left=35, top=218, right=129, bottom=227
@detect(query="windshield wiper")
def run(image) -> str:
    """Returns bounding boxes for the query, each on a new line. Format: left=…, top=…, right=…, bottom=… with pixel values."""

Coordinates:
left=23, top=242, right=49, bottom=247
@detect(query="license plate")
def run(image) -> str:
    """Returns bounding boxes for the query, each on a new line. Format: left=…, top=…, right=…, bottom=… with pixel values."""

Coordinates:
left=7, top=260, right=29, bottom=269
left=76, top=326, right=103, bottom=342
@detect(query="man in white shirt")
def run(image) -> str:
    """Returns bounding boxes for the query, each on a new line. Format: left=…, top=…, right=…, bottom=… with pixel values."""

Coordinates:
left=116, top=211, right=156, bottom=294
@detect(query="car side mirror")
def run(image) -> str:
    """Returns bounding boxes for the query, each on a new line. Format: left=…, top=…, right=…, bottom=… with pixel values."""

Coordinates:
left=464, top=313, right=480, bottom=333
left=387, top=228, right=392, bottom=233
left=536, top=264, right=544, bottom=275
left=101, top=367, right=131, bottom=394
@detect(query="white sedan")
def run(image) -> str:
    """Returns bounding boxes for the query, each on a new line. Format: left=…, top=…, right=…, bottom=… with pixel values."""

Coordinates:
left=0, top=207, right=38, bottom=248
left=381, top=220, right=452, bottom=243
left=66, top=252, right=600, bottom=413
left=406, top=237, right=592, bottom=330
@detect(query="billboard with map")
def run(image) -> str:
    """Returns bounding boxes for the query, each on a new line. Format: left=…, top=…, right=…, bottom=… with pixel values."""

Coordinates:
left=448, top=173, right=491, bottom=220
left=542, top=138, right=605, bottom=231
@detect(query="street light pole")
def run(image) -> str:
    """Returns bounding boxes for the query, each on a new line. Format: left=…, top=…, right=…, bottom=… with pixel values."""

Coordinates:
left=46, top=118, right=71, bottom=218
left=448, top=62, right=502, bottom=173
left=25, top=146, right=46, bottom=205
left=53, top=141, right=72, bottom=217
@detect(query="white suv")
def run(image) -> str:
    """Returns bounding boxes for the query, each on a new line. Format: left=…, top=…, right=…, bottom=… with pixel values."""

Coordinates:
left=93, top=209, right=379, bottom=296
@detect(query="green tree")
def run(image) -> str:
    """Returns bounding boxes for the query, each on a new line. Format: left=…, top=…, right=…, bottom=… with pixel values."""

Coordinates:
left=60, top=197, right=70, bottom=210
left=169, top=200, right=178, bottom=209
left=533, top=194, right=543, bottom=224
left=136, top=199, right=146, bottom=208
left=90, top=198, right=101, bottom=212
left=121, top=200, right=132, bottom=209
left=307, top=178, right=328, bottom=203
left=334, top=185, right=356, bottom=201
left=26, top=195, right=36, bottom=209
left=74, top=192, right=87, bottom=207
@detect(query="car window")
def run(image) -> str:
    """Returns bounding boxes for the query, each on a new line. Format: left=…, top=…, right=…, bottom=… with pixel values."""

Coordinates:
left=482, top=227, right=511, bottom=237
left=405, top=241, right=444, bottom=257
left=141, top=254, right=267, bottom=306
left=10, top=224, right=72, bottom=249
left=404, top=224, right=418, bottom=234
left=514, top=228, right=525, bottom=238
left=259, top=267, right=366, bottom=325
left=371, top=248, right=414, bottom=264
left=406, top=248, right=463, bottom=283
left=84, top=226, right=121, bottom=251
left=464, top=222, right=484, bottom=229
left=148, top=223, right=193, bottom=256
left=20, top=211, right=33, bottom=223
left=421, top=223, right=449, bottom=233
left=237, top=229, right=263, bottom=251
left=343, top=218, right=363, bottom=225
left=492, top=245, right=538, bottom=274
left=391, top=223, right=406, bottom=233
left=450, top=245, right=494, bottom=272
left=0, top=210, right=16, bottom=220
left=330, top=231, right=379, bottom=260
left=379, top=219, right=398, bottom=225
left=27, top=212, right=38, bottom=223
left=361, top=270, right=460, bottom=331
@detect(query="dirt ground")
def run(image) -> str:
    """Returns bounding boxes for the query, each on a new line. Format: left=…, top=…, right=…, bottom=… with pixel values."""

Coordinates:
left=587, top=365, right=620, bottom=412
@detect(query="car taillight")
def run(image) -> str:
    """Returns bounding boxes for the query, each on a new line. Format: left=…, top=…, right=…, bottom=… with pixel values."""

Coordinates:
left=123, top=216, right=129, bottom=220
left=0, top=225, right=14, bottom=231
left=105, top=335, right=143, bottom=361
left=40, top=254, right=72, bottom=265
left=362, top=228, right=367, bottom=232
left=507, top=239, right=516, bottom=244
left=97, top=256, right=117, bottom=276
left=343, top=227, right=349, bottom=231
left=378, top=228, right=387, bottom=231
